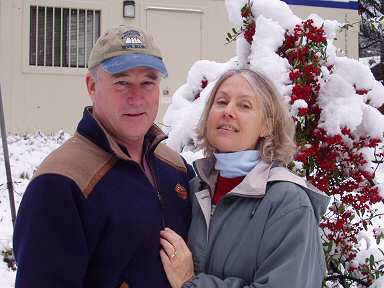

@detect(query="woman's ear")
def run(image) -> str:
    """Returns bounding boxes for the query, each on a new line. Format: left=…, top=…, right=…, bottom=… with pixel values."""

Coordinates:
left=260, top=121, right=272, bottom=138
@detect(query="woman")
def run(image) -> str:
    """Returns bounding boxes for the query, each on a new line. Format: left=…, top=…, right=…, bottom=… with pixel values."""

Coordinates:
left=160, top=69, right=329, bottom=288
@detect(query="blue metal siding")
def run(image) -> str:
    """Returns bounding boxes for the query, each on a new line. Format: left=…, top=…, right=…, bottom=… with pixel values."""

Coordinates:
left=283, top=0, right=358, bottom=10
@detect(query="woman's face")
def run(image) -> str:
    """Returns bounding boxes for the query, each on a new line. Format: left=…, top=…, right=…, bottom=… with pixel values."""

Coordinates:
left=206, top=74, right=267, bottom=153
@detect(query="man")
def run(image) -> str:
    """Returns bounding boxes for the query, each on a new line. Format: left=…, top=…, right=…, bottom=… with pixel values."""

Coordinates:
left=13, top=25, right=194, bottom=288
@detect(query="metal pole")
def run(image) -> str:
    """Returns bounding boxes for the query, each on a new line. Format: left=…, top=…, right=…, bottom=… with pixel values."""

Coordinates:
left=0, top=84, right=16, bottom=227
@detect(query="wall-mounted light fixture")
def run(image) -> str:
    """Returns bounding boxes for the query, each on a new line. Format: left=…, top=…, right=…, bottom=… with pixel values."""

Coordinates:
left=123, top=1, right=135, bottom=18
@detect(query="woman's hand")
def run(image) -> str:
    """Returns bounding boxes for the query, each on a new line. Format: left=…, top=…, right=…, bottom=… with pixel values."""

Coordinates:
left=160, top=227, right=195, bottom=288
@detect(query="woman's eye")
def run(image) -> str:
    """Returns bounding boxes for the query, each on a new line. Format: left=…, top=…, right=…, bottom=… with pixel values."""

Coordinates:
left=240, top=102, right=252, bottom=109
left=216, top=99, right=227, bottom=105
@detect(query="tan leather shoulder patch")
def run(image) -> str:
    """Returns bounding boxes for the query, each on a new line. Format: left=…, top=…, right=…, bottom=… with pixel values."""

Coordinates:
left=33, top=133, right=117, bottom=198
left=154, top=143, right=187, bottom=174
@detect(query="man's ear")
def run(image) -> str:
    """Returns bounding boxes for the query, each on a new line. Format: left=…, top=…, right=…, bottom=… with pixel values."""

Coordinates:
left=86, top=72, right=96, bottom=102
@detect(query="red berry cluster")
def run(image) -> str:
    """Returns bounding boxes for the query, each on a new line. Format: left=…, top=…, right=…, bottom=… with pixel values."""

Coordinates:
left=226, top=1, right=255, bottom=45
left=243, top=22, right=256, bottom=44
left=354, top=84, right=370, bottom=96
left=194, top=77, right=209, bottom=100
left=240, top=1, right=256, bottom=44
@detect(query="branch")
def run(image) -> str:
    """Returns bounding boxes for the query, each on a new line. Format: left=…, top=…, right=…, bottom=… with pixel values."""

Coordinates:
left=328, top=261, right=347, bottom=287
left=326, top=261, right=371, bottom=287
left=359, top=38, right=382, bottom=49
left=325, top=274, right=370, bottom=287
left=359, top=1, right=383, bottom=17
left=379, top=104, right=384, bottom=115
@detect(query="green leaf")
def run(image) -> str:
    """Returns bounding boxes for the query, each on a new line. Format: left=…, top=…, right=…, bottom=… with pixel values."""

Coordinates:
left=370, top=254, right=375, bottom=268
left=339, top=204, right=345, bottom=214
left=323, top=240, right=333, bottom=254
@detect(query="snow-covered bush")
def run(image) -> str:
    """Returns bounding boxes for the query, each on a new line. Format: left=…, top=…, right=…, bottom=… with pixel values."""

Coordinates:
left=164, top=0, right=384, bottom=286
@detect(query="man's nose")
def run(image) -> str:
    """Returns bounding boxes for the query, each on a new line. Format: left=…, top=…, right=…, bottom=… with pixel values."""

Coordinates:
left=125, top=86, right=144, bottom=105
left=126, top=85, right=140, bottom=97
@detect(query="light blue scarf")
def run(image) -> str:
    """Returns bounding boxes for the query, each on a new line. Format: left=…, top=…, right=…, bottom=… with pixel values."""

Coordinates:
left=214, top=150, right=261, bottom=178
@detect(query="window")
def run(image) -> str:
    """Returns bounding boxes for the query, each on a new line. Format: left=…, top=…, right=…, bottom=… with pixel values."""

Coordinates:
left=29, top=6, right=101, bottom=68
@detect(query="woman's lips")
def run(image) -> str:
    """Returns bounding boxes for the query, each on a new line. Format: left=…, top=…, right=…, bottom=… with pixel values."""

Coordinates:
left=217, top=124, right=239, bottom=132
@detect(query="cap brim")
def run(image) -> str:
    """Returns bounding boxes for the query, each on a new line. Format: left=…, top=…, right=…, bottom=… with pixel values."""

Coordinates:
left=101, top=53, right=168, bottom=77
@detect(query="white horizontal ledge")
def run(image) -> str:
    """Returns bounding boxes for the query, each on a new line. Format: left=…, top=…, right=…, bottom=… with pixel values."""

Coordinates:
left=145, top=6, right=204, bottom=14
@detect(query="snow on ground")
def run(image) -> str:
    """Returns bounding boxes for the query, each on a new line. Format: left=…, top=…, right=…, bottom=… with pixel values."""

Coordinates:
left=0, top=131, right=70, bottom=287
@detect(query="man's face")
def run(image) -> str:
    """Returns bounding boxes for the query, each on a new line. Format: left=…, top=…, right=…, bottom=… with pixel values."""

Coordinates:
left=87, top=66, right=161, bottom=146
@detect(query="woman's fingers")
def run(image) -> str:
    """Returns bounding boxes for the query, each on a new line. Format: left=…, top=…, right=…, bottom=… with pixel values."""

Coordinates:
left=160, top=249, right=183, bottom=288
left=160, top=238, right=177, bottom=260
left=159, top=230, right=195, bottom=288
left=160, top=227, right=180, bottom=242
left=160, top=227, right=188, bottom=251
left=160, top=249, right=171, bottom=266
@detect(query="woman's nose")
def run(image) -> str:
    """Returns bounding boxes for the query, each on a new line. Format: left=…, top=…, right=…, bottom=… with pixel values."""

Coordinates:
left=223, top=102, right=235, bottom=118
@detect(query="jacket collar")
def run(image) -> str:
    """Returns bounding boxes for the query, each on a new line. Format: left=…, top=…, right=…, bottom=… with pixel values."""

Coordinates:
left=76, top=106, right=166, bottom=161
left=193, top=156, right=218, bottom=194
left=194, top=156, right=275, bottom=198
left=193, top=156, right=330, bottom=222
left=194, top=156, right=306, bottom=198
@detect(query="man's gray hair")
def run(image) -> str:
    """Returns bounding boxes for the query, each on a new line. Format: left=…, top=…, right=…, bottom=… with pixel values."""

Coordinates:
left=89, top=65, right=100, bottom=82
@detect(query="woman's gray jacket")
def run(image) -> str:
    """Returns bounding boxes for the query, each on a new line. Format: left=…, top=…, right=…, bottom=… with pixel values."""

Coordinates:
left=183, top=157, right=330, bottom=288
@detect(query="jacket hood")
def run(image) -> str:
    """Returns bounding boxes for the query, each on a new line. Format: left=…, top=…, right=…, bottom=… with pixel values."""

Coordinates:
left=193, top=157, right=330, bottom=222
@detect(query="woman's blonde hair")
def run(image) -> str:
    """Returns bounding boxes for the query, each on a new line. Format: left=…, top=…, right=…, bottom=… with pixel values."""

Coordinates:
left=196, top=68, right=296, bottom=165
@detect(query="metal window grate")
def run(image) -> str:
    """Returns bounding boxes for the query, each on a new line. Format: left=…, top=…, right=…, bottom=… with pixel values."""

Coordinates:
left=29, top=6, right=101, bottom=68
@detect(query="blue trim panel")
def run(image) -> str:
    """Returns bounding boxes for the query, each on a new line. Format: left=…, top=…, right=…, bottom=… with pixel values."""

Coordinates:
left=283, top=0, right=358, bottom=10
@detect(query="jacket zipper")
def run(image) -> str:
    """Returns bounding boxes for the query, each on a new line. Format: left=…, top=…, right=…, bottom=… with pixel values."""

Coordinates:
left=129, top=154, right=166, bottom=229
left=145, top=154, right=166, bottom=229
